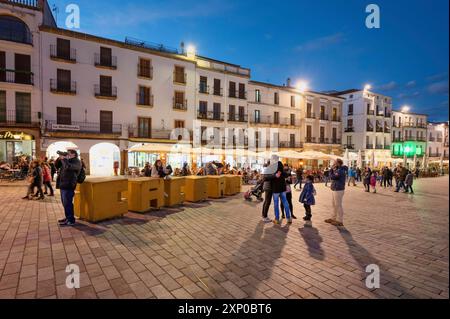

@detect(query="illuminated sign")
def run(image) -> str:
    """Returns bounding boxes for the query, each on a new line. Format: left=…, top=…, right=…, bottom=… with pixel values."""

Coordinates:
left=0, top=131, right=34, bottom=141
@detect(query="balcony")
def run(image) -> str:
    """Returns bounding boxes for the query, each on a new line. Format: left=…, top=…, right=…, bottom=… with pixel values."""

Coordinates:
left=416, top=137, right=427, bottom=142
left=229, top=90, right=247, bottom=99
left=50, top=79, right=76, bottom=95
left=306, top=113, right=316, bottom=119
left=428, top=153, right=442, bottom=158
left=137, top=64, right=153, bottom=79
left=376, top=127, right=384, bottom=133
left=136, top=93, right=154, bottom=107
left=367, top=110, right=375, bottom=116
left=366, top=126, right=374, bottom=132
left=212, top=87, right=223, bottom=96
left=249, top=115, right=273, bottom=125
left=45, top=120, right=122, bottom=135
left=343, top=144, right=355, bottom=150
left=197, top=111, right=224, bottom=121
left=50, top=45, right=76, bottom=63
left=319, top=114, right=329, bottom=121
left=128, top=125, right=189, bottom=140
left=385, top=112, right=392, bottom=118
left=173, top=98, right=188, bottom=111
left=332, top=116, right=341, bottom=122
left=318, top=138, right=329, bottom=144
left=94, top=53, right=117, bottom=69
left=279, top=141, right=303, bottom=149
left=228, top=114, right=248, bottom=123
left=384, top=145, right=391, bottom=150
left=0, top=69, right=34, bottom=85
left=437, top=138, right=443, bottom=143
left=375, top=144, right=384, bottom=149
left=347, top=111, right=354, bottom=116
left=0, top=110, right=40, bottom=128
left=198, top=84, right=209, bottom=94
left=393, top=137, right=403, bottom=142
left=305, top=137, right=316, bottom=143
left=344, top=127, right=354, bottom=133
left=376, top=112, right=384, bottom=117
left=173, top=71, right=187, bottom=85
left=94, top=85, right=117, bottom=100
left=331, top=139, right=342, bottom=145
left=384, top=127, right=391, bottom=133
left=366, top=144, right=374, bottom=149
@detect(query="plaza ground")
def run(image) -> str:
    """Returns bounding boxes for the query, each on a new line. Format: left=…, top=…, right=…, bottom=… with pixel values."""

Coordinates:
left=0, top=176, right=448, bottom=299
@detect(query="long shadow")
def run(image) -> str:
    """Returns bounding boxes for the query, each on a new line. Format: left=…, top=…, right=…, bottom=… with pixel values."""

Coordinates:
left=299, top=223, right=324, bottom=260
left=338, top=228, right=418, bottom=298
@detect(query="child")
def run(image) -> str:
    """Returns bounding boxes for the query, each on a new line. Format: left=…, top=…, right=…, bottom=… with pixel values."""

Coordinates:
left=299, top=175, right=316, bottom=221
left=405, top=170, right=414, bottom=194
left=370, top=171, right=377, bottom=193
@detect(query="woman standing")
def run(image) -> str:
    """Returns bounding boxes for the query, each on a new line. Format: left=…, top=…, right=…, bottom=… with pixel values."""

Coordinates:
left=23, top=160, right=44, bottom=200
left=151, top=160, right=166, bottom=178
left=363, top=167, right=372, bottom=192
left=270, top=156, right=292, bottom=225
left=281, top=164, right=297, bottom=219
left=42, top=162, right=54, bottom=196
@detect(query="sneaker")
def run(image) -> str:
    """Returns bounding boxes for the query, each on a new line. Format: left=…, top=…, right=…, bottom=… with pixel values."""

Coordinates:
left=281, top=215, right=285, bottom=219
left=273, top=219, right=281, bottom=225
left=287, top=218, right=293, bottom=224
left=324, top=218, right=335, bottom=224
left=58, top=218, right=68, bottom=225
left=65, top=221, right=76, bottom=227
left=291, top=215, right=297, bottom=219
left=262, top=217, right=272, bottom=223
left=22, top=196, right=30, bottom=200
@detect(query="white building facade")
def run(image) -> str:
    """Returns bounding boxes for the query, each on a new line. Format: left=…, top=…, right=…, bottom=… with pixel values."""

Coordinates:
left=427, top=122, right=449, bottom=162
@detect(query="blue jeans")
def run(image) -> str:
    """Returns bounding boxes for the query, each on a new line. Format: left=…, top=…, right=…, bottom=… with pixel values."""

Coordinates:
left=273, top=192, right=291, bottom=220
left=60, top=189, right=75, bottom=223
left=395, top=181, right=405, bottom=192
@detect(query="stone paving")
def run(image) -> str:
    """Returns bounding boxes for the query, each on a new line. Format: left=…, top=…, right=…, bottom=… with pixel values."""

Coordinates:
left=0, top=176, right=448, bottom=299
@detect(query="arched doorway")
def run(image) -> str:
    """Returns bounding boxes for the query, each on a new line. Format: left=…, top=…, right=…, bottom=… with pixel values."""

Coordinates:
left=46, top=141, right=79, bottom=160
left=89, top=143, right=120, bottom=176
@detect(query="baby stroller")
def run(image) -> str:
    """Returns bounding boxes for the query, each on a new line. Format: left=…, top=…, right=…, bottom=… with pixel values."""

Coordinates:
left=244, top=180, right=264, bottom=202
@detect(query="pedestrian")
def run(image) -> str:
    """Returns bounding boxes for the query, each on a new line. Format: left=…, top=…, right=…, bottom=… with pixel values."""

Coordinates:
left=347, top=166, right=357, bottom=186
left=363, top=167, right=372, bottom=192
left=151, top=160, right=166, bottom=178
left=299, top=175, right=316, bottom=221
left=293, top=166, right=303, bottom=190
left=49, top=159, right=57, bottom=182
left=325, top=159, right=346, bottom=227
left=261, top=162, right=275, bottom=223
left=181, top=162, right=191, bottom=176
left=323, top=167, right=330, bottom=187
left=142, top=162, right=152, bottom=177
left=42, top=162, right=54, bottom=196
left=57, top=150, right=81, bottom=226
left=356, top=167, right=362, bottom=182
left=405, top=170, right=414, bottom=194
left=395, top=164, right=408, bottom=192
left=382, top=167, right=389, bottom=188
left=281, top=164, right=297, bottom=219
left=23, top=160, right=44, bottom=200
left=270, top=155, right=292, bottom=225
left=387, top=167, right=393, bottom=187
left=370, top=171, right=377, bottom=193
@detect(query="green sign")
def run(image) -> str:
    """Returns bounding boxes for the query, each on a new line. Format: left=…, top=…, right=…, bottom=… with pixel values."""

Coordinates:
left=392, top=142, right=424, bottom=158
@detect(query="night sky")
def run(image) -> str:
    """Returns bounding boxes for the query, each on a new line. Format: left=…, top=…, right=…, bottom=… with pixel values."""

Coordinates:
left=48, top=0, right=449, bottom=121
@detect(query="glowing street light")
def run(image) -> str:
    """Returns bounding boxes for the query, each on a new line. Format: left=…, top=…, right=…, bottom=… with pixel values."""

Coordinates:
left=296, top=81, right=308, bottom=93
left=402, top=105, right=410, bottom=113
left=364, top=84, right=372, bottom=91
left=186, top=44, right=196, bottom=59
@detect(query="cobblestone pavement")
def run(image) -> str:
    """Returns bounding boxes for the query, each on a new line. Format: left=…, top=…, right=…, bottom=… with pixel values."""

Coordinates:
left=0, top=176, right=448, bottom=299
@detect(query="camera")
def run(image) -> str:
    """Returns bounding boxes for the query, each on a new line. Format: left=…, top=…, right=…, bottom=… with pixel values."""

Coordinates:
left=57, top=151, right=68, bottom=156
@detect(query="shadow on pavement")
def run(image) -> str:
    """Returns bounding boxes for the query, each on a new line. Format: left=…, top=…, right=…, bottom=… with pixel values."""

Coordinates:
left=299, top=224, right=324, bottom=260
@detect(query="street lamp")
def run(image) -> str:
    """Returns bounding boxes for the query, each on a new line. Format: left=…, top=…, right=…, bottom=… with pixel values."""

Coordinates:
left=295, top=81, right=308, bottom=93
left=186, top=44, right=196, bottom=59
left=364, top=84, right=372, bottom=91
left=402, top=105, right=410, bottom=113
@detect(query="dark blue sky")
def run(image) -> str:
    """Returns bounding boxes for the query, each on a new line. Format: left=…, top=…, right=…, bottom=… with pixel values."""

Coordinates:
left=49, top=0, right=449, bottom=121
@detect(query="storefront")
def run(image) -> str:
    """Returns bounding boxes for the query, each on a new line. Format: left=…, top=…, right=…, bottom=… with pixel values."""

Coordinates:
left=0, top=130, right=35, bottom=163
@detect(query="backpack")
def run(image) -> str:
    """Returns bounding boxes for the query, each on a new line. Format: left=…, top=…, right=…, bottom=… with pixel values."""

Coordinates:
left=77, top=167, right=86, bottom=184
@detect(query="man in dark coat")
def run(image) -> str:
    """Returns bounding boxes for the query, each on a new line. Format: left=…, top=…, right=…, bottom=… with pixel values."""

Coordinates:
left=57, top=150, right=81, bottom=226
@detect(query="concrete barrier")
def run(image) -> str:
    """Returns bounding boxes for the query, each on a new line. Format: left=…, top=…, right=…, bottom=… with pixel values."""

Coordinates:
left=184, top=176, right=208, bottom=202
left=164, top=177, right=185, bottom=207
left=125, top=177, right=164, bottom=213
left=206, top=176, right=225, bottom=198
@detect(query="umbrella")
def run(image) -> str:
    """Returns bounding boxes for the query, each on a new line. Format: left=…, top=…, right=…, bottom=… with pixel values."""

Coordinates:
left=276, top=150, right=304, bottom=159
left=370, top=152, right=375, bottom=168
left=421, top=154, right=427, bottom=170
left=295, top=151, right=341, bottom=161
left=413, top=154, right=417, bottom=170
left=343, top=148, right=349, bottom=167
left=357, top=150, right=362, bottom=168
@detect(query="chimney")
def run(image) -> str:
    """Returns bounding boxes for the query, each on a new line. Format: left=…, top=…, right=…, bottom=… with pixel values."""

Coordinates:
left=286, top=78, right=291, bottom=87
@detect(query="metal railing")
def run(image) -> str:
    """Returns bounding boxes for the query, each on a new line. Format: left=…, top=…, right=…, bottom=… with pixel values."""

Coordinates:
left=0, top=110, right=40, bottom=127
left=94, top=53, right=117, bottom=69
left=367, top=110, right=375, bottom=115
left=384, top=127, right=391, bottom=133
left=428, top=153, right=442, bottom=158
left=366, top=144, right=374, bottom=149
left=50, top=79, right=77, bottom=94
left=137, top=63, right=153, bottom=79
left=197, top=111, right=224, bottom=121
left=228, top=114, right=248, bottom=123
left=343, top=144, right=355, bottom=150
left=249, top=115, right=272, bottom=125
left=173, top=98, right=188, bottom=110
left=0, top=69, right=33, bottom=85
left=50, top=45, right=76, bottom=62
left=318, top=138, right=329, bottom=144
left=332, top=116, right=341, bottom=122
left=279, top=141, right=303, bottom=148
left=94, top=85, right=117, bottom=98
left=344, top=127, right=354, bottom=132
left=228, top=90, right=247, bottom=99
left=198, top=84, right=209, bottom=94
left=384, top=145, right=391, bottom=150
left=375, top=144, right=384, bottom=149
left=305, top=137, right=316, bottom=143
left=136, top=92, right=154, bottom=107
left=212, top=87, right=223, bottom=96
left=45, top=120, right=122, bottom=134
left=385, top=112, right=392, bottom=118
left=319, top=114, right=329, bottom=121
left=376, top=127, right=383, bottom=133
left=306, top=113, right=316, bottom=119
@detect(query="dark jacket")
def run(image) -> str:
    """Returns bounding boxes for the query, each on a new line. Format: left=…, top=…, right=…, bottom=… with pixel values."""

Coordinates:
left=58, top=157, right=81, bottom=190
left=399, top=167, right=408, bottom=181
left=330, top=166, right=346, bottom=191
left=262, top=173, right=274, bottom=192
left=271, top=162, right=288, bottom=194
left=32, top=166, right=43, bottom=186
left=299, top=182, right=316, bottom=205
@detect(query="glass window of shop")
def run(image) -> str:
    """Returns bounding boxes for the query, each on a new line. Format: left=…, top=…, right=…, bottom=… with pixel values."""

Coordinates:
left=0, top=131, right=35, bottom=163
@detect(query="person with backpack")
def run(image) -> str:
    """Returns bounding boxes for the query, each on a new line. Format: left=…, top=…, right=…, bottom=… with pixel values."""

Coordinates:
left=57, top=150, right=82, bottom=227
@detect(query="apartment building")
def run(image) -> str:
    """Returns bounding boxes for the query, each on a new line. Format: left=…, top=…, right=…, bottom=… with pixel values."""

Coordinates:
left=391, top=109, right=428, bottom=165
left=427, top=122, right=449, bottom=161
left=336, top=88, right=393, bottom=166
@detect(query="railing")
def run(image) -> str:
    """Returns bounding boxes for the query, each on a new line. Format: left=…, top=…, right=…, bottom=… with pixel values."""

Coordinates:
left=94, top=53, right=117, bottom=69
left=343, top=144, right=355, bottom=150
left=0, top=69, right=33, bottom=85
left=1, top=0, right=40, bottom=9
left=367, top=110, right=375, bottom=115
left=437, top=138, right=443, bottom=143
left=366, top=144, right=374, bottom=149
left=136, top=92, right=154, bottom=107
left=306, top=113, right=316, bottom=119
left=416, top=137, right=427, bottom=142
left=428, top=153, right=442, bottom=158
left=376, top=112, right=384, bottom=117
left=367, top=126, right=374, bottom=132
left=331, top=139, right=341, bottom=145
left=173, top=98, right=187, bottom=110
left=50, top=45, right=76, bottom=62
left=45, top=120, right=122, bottom=135
left=212, top=87, right=223, bottom=96
left=376, top=127, right=384, bottom=133
left=392, top=137, right=403, bottom=142
left=197, top=111, right=224, bottom=121
left=229, top=90, right=247, bottom=99
left=249, top=115, right=272, bottom=125
left=318, top=138, right=329, bottom=144
left=128, top=125, right=187, bottom=140
left=228, top=114, right=248, bottom=123
left=94, top=85, right=117, bottom=98
left=429, top=137, right=436, bottom=142
left=347, top=111, right=353, bottom=116
left=344, top=127, right=354, bottom=132
left=319, top=114, right=329, bottom=121
left=384, top=127, right=391, bottom=133
left=385, top=112, right=392, bottom=118
left=198, top=84, right=209, bottom=94
left=0, top=110, right=40, bottom=127
left=384, top=145, right=391, bottom=150
left=279, top=141, right=303, bottom=148
left=50, top=79, right=77, bottom=94
left=305, top=137, right=316, bottom=143
left=173, top=71, right=187, bottom=84
left=137, top=63, right=153, bottom=79
left=125, top=37, right=179, bottom=54
left=375, top=144, right=384, bottom=149
left=332, top=116, right=341, bottom=122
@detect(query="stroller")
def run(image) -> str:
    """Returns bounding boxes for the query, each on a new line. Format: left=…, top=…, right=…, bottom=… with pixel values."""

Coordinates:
left=244, top=179, right=264, bottom=202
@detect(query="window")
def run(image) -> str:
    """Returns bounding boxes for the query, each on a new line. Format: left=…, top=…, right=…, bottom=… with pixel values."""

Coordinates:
left=274, top=112, right=279, bottom=124
left=14, top=54, right=31, bottom=84
left=238, top=83, right=246, bottom=99
left=174, top=120, right=185, bottom=129
left=320, top=105, right=326, bottom=120
left=57, top=69, right=71, bottom=91
left=99, top=75, right=112, bottom=96
left=174, top=91, right=186, bottom=109
left=198, top=101, right=207, bottom=117
left=56, top=38, right=71, bottom=60
left=254, top=110, right=261, bottom=123
left=100, top=111, right=113, bottom=134
left=138, top=86, right=152, bottom=106
left=229, top=81, right=236, bottom=98
left=138, top=58, right=152, bottom=78
left=255, top=89, right=261, bottom=103
left=99, top=47, right=112, bottom=66
left=306, top=126, right=312, bottom=139
left=15, top=92, right=31, bottom=124
left=238, top=106, right=245, bottom=121
left=347, top=119, right=353, bottom=128
left=0, top=51, right=5, bottom=82
left=332, top=128, right=337, bottom=140
left=199, top=76, right=208, bottom=93
left=174, top=66, right=186, bottom=84
left=290, top=114, right=295, bottom=126
left=56, top=107, right=71, bottom=125
left=0, top=91, right=6, bottom=122
left=347, top=136, right=352, bottom=146
left=332, top=108, right=337, bottom=121
left=0, top=15, right=32, bottom=44
left=229, top=105, right=235, bottom=121
left=213, top=79, right=221, bottom=96
left=138, top=117, right=151, bottom=138
left=291, top=96, right=295, bottom=107
left=274, top=92, right=279, bottom=105
left=213, top=103, right=221, bottom=120
left=320, top=127, right=325, bottom=140
left=348, top=104, right=354, bottom=115
left=306, top=103, right=313, bottom=117
left=290, top=134, right=296, bottom=147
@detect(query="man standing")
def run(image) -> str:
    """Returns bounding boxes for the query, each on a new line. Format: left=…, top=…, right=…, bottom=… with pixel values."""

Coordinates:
left=323, top=167, right=330, bottom=187
left=394, top=164, right=408, bottom=192
left=293, top=166, right=303, bottom=190
left=347, top=166, right=357, bottom=186
left=325, top=159, right=346, bottom=227
left=57, top=150, right=81, bottom=226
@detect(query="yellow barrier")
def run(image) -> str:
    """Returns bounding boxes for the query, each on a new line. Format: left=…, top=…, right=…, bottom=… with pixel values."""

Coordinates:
left=206, top=176, right=225, bottom=198
left=74, top=177, right=128, bottom=222
left=164, top=177, right=185, bottom=207
left=184, top=176, right=208, bottom=202
left=224, top=175, right=242, bottom=195
left=126, top=177, right=164, bottom=213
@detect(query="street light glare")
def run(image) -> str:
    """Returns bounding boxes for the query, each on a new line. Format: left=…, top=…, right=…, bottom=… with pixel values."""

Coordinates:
left=364, top=84, right=372, bottom=91
left=186, top=44, right=196, bottom=58
left=402, top=105, right=410, bottom=113
left=296, top=81, right=308, bottom=93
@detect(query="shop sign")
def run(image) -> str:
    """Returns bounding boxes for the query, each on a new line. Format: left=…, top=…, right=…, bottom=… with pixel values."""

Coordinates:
left=0, top=131, right=34, bottom=140
left=52, top=124, right=81, bottom=131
